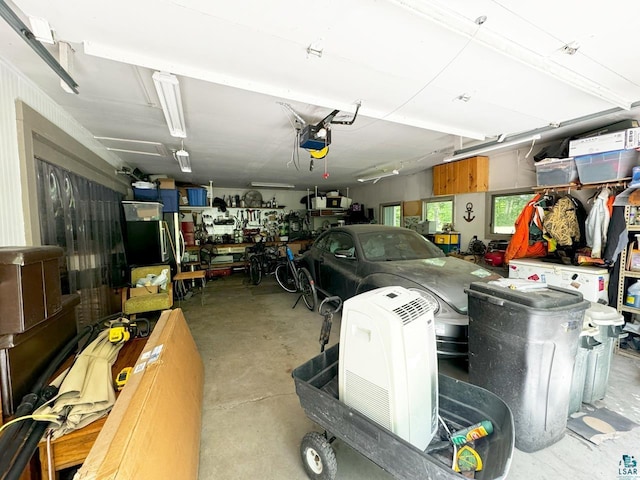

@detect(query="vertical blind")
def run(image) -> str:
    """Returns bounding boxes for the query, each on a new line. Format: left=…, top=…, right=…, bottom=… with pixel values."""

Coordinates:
left=36, top=158, right=127, bottom=329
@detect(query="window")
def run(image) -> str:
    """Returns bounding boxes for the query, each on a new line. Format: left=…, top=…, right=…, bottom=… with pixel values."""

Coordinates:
left=489, top=191, right=535, bottom=235
left=381, top=204, right=402, bottom=227
left=423, top=197, right=453, bottom=232
left=317, top=231, right=356, bottom=257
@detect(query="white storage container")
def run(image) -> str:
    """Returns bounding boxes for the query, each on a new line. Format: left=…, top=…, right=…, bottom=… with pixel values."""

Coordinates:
left=311, top=197, right=326, bottom=209
left=508, top=258, right=609, bottom=303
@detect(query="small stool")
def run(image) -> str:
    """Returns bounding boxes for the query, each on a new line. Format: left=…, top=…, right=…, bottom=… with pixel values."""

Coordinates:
left=174, top=270, right=207, bottom=306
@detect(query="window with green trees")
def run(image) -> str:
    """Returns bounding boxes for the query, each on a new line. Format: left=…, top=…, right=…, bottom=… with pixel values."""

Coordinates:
left=491, top=192, right=534, bottom=234
left=424, top=198, right=453, bottom=232
left=382, top=204, right=402, bottom=226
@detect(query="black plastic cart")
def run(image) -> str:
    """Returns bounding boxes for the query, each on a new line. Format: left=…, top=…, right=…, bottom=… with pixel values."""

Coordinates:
left=292, top=344, right=515, bottom=480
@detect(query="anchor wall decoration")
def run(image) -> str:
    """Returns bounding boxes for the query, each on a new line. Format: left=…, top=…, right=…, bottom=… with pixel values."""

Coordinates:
left=464, top=202, right=475, bottom=222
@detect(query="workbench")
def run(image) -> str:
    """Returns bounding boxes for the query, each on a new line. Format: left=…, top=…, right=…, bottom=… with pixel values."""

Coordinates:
left=185, top=239, right=313, bottom=271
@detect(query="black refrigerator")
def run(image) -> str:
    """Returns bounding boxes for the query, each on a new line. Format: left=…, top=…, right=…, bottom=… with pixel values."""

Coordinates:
left=122, top=201, right=170, bottom=266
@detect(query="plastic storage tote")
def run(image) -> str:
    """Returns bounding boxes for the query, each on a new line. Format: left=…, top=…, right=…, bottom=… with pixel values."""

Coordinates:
left=122, top=201, right=162, bottom=221
left=133, top=187, right=159, bottom=201
left=568, top=325, right=600, bottom=415
left=574, top=149, right=639, bottom=184
left=186, top=188, right=207, bottom=206
left=581, top=303, right=624, bottom=404
left=159, top=189, right=179, bottom=213
left=466, top=282, right=589, bottom=452
left=535, top=158, right=579, bottom=187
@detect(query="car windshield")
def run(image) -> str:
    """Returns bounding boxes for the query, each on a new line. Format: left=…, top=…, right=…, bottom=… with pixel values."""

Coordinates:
left=359, top=230, right=446, bottom=261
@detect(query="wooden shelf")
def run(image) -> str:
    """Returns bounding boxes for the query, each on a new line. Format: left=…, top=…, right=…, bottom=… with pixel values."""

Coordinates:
left=533, top=178, right=631, bottom=192
left=179, top=205, right=286, bottom=211
left=619, top=305, right=640, bottom=315
left=622, top=270, right=640, bottom=279
left=309, top=209, right=347, bottom=217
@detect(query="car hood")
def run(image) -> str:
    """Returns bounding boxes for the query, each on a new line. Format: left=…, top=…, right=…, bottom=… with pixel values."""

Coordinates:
left=369, top=257, right=502, bottom=313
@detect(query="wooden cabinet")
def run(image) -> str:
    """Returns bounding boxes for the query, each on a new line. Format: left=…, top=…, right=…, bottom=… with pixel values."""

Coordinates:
left=433, top=156, right=489, bottom=195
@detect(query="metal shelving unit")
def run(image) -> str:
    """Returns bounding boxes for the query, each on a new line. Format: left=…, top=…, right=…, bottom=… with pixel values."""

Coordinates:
left=617, top=206, right=640, bottom=313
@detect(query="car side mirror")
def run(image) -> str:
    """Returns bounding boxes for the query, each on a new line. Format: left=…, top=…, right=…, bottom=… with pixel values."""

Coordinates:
left=334, top=249, right=356, bottom=259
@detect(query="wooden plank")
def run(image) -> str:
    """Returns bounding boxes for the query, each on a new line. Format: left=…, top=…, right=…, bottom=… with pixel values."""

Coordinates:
left=447, top=162, right=457, bottom=195
left=469, top=156, right=489, bottom=192
left=457, top=158, right=470, bottom=193
left=432, top=164, right=445, bottom=195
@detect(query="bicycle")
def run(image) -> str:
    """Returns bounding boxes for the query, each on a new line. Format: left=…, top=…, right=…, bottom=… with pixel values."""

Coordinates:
left=274, top=245, right=318, bottom=311
left=247, top=242, right=281, bottom=285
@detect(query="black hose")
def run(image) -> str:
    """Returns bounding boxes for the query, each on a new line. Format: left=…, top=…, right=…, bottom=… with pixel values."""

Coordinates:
left=0, top=326, right=92, bottom=465
left=3, top=420, right=49, bottom=480
left=0, top=311, right=121, bottom=476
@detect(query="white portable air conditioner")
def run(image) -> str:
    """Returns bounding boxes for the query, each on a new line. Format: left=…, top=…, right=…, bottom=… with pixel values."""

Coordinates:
left=339, top=286, right=439, bottom=449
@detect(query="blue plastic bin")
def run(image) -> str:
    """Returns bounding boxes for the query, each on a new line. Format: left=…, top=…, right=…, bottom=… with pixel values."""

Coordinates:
left=159, top=189, right=179, bottom=213
left=187, top=188, right=207, bottom=206
left=133, top=187, right=159, bottom=201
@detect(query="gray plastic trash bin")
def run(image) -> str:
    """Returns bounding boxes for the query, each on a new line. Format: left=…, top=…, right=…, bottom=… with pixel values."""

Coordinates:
left=466, top=282, right=589, bottom=453
left=568, top=326, right=599, bottom=415
left=581, top=303, right=624, bottom=404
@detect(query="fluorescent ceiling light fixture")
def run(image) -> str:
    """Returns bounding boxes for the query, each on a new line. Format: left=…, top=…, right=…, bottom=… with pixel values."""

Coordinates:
left=175, top=149, right=191, bottom=173
left=443, top=134, right=541, bottom=163
left=357, top=169, right=399, bottom=184
left=152, top=71, right=187, bottom=138
left=250, top=182, right=295, bottom=189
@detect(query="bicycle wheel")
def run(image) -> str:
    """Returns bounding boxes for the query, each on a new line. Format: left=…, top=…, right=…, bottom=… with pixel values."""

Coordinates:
left=249, top=255, right=262, bottom=285
left=298, top=267, right=318, bottom=311
left=275, top=262, right=297, bottom=293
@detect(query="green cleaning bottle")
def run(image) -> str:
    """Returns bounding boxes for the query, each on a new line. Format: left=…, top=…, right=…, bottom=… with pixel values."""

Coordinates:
left=450, top=420, right=494, bottom=446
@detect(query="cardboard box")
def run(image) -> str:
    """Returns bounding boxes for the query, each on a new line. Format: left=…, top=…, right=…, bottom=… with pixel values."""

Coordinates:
left=128, top=285, right=159, bottom=297
left=178, top=187, right=189, bottom=206
left=76, top=308, right=204, bottom=480
left=569, top=128, right=640, bottom=156
left=157, top=177, right=175, bottom=189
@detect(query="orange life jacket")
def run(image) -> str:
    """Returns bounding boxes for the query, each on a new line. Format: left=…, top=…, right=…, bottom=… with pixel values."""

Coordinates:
left=505, top=193, right=547, bottom=264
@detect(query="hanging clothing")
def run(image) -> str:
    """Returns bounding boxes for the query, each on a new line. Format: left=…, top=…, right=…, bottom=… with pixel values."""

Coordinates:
left=585, top=187, right=611, bottom=258
left=505, top=194, right=547, bottom=264
left=544, top=196, right=581, bottom=247
left=603, top=205, right=628, bottom=265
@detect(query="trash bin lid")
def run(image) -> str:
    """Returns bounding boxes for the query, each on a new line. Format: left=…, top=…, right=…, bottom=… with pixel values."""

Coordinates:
left=467, top=281, right=586, bottom=309
left=585, top=302, right=624, bottom=326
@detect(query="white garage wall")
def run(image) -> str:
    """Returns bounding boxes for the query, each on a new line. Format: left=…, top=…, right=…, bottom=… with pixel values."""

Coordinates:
left=350, top=150, right=539, bottom=249
left=0, top=57, right=122, bottom=246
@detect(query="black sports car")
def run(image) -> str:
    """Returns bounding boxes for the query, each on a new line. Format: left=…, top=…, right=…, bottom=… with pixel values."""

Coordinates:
left=300, top=225, right=502, bottom=357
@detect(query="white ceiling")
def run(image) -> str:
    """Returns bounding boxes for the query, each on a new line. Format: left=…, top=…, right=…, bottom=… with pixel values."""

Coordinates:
left=2, top=0, right=640, bottom=190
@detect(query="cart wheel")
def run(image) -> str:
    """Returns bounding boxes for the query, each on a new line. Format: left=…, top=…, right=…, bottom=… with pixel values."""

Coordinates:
left=300, top=432, right=337, bottom=480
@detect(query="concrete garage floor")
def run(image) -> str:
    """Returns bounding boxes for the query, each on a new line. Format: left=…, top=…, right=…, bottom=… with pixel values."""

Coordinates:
left=178, top=274, right=640, bottom=480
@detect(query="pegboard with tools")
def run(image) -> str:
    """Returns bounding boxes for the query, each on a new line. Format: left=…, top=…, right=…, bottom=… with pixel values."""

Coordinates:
left=194, top=207, right=306, bottom=243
